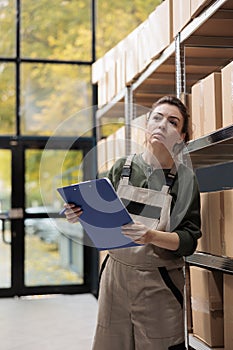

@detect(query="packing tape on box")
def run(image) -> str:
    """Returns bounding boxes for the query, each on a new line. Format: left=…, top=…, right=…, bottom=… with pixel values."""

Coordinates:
left=191, top=297, right=223, bottom=313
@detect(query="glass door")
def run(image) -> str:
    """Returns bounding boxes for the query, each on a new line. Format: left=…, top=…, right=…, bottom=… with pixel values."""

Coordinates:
left=0, top=138, right=99, bottom=297
left=0, top=149, right=11, bottom=289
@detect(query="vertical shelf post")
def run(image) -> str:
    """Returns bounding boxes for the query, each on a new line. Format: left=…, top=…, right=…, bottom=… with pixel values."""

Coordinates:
left=124, top=86, right=134, bottom=155
left=175, top=32, right=191, bottom=348
left=175, top=33, right=186, bottom=100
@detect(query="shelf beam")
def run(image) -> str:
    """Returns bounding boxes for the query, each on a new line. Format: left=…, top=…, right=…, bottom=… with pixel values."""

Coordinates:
left=185, top=125, right=233, bottom=167
left=185, top=35, right=233, bottom=48
left=132, top=42, right=175, bottom=91
left=186, top=252, right=233, bottom=274
left=180, top=0, right=229, bottom=44
left=96, top=88, right=127, bottom=120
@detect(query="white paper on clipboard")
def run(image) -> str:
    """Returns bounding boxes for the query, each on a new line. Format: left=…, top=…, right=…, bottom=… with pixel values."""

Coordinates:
left=57, top=177, right=139, bottom=250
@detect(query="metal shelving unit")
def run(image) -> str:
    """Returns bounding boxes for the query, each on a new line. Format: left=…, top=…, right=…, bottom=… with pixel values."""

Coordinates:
left=96, top=0, right=233, bottom=120
left=95, top=1, right=233, bottom=349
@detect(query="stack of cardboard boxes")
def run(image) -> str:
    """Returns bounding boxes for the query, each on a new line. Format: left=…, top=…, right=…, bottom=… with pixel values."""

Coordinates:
left=97, top=115, right=147, bottom=175
left=191, top=61, right=233, bottom=139
left=93, top=0, right=214, bottom=108
left=191, top=72, right=222, bottom=139
left=189, top=58, right=233, bottom=348
left=92, top=0, right=174, bottom=107
left=190, top=267, right=224, bottom=347
left=191, top=188, right=233, bottom=348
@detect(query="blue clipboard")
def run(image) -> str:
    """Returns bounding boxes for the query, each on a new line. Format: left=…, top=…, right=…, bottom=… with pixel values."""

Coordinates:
left=57, top=178, right=139, bottom=250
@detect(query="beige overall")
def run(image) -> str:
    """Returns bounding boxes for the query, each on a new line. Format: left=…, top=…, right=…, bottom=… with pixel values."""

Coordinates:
left=92, top=155, right=186, bottom=350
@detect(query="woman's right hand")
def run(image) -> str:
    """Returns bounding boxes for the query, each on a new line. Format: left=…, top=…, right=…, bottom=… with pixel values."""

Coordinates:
left=63, top=203, right=83, bottom=223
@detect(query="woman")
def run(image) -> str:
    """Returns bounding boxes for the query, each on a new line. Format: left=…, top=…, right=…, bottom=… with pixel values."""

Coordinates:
left=64, top=96, right=202, bottom=350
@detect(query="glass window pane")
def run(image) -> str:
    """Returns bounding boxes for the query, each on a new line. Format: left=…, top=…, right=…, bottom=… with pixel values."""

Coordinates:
left=25, top=217, right=84, bottom=286
left=21, top=0, right=92, bottom=61
left=0, top=150, right=11, bottom=288
left=0, top=0, right=16, bottom=57
left=21, top=63, right=93, bottom=136
left=25, top=149, right=84, bottom=286
left=26, top=149, right=83, bottom=208
left=0, top=63, right=16, bottom=135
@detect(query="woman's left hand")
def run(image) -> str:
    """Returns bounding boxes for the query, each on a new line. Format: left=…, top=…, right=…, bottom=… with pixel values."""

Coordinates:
left=121, top=221, right=152, bottom=244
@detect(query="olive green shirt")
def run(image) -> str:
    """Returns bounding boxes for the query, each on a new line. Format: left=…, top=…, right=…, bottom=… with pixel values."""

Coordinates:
left=108, top=153, right=202, bottom=257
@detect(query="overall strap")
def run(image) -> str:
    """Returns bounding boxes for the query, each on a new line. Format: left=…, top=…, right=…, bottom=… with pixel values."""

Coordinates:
left=165, top=163, right=177, bottom=188
left=120, top=154, right=135, bottom=185
left=160, top=163, right=178, bottom=195
left=121, top=154, right=178, bottom=190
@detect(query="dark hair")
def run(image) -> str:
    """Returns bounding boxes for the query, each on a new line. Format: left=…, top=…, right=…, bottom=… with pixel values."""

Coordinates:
left=148, top=95, right=190, bottom=143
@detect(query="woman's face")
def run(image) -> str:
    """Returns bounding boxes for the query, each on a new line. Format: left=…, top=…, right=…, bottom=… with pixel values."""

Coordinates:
left=146, top=103, right=186, bottom=152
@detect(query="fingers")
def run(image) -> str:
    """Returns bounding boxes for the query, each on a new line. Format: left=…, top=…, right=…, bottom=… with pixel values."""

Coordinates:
left=124, top=233, right=144, bottom=240
left=122, top=222, right=146, bottom=233
left=63, top=203, right=83, bottom=223
left=122, top=221, right=141, bottom=230
left=122, top=224, right=143, bottom=240
left=121, top=221, right=148, bottom=243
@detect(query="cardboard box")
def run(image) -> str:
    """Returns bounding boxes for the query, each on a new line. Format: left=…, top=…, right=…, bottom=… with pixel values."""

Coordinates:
left=125, top=29, right=139, bottom=84
left=197, top=191, right=223, bottom=256
left=115, top=126, right=126, bottom=160
left=98, top=74, right=108, bottom=108
left=97, top=138, right=107, bottom=175
left=190, top=0, right=212, bottom=18
left=197, top=192, right=208, bottom=252
left=198, top=191, right=223, bottom=256
left=115, top=40, right=126, bottom=94
left=191, top=80, right=204, bottom=139
left=191, top=72, right=222, bottom=138
left=221, top=189, right=233, bottom=258
left=198, top=189, right=233, bottom=258
left=92, top=57, right=108, bottom=107
left=105, top=47, right=117, bottom=102
left=131, top=114, right=146, bottom=154
left=137, top=20, right=152, bottom=73
left=221, top=61, right=233, bottom=127
left=190, top=266, right=224, bottom=347
left=148, top=0, right=173, bottom=60
left=224, top=274, right=233, bottom=350
left=106, top=133, right=116, bottom=171
left=202, top=72, right=222, bottom=135
left=92, top=57, right=104, bottom=84
left=173, top=0, right=191, bottom=38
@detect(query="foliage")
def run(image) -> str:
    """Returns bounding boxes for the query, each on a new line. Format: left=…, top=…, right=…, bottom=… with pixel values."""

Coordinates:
left=96, top=0, right=162, bottom=57
left=21, top=0, right=92, bottom=61
left=0, top=0, right=162, bottom=205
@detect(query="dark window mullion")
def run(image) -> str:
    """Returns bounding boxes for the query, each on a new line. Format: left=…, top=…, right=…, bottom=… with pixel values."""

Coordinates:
left=16, top=0, right=21, bottom=136
left=11, top=142, right=25, bottom=291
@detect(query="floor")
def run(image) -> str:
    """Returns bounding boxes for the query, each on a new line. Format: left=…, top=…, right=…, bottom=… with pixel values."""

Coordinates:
left=0, top=293, right=98, bottom=350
